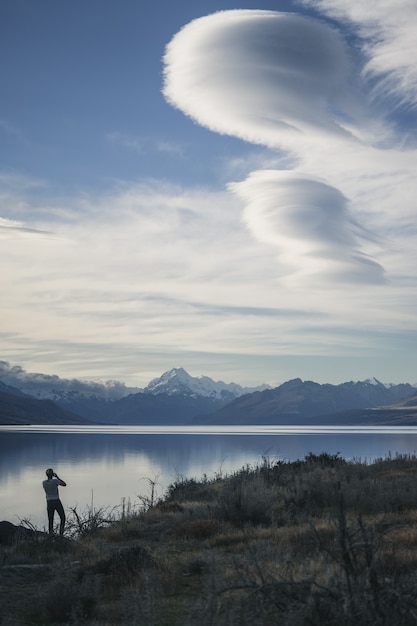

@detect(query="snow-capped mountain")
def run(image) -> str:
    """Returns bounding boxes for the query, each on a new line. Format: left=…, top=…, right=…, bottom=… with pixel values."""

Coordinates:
left=144, top=367, right=268, bottom=400
left=0, top=362, right=269, bottom=423
left=101, top=368, right=271, bottom=425
left=2, top=360, right=417, bottom=426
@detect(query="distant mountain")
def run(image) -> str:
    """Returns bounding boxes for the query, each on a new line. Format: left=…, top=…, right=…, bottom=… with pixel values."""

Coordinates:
left=106, top=392, right=223, bottom=424
left=290, top=392, right=417, bottom=426
left=0, top=364, right=268, bottom=424
left=144, top=367, right=268, bottom=400
left=2, top=360, right=417, bottom=426
left=0, top=360, right=141, bottom=421
left=103, top=368, right=270, bottom=424
left=194, top=378, right=417, bottom=425
left=0, top=390, right=93, bottom=425
left=0, top=380, right=30, bottom=398
left=394, top=392, right=417, bottom=408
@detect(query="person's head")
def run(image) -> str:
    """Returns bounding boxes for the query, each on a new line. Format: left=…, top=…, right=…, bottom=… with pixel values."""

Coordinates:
left=46, top=468, right=54, bottom=479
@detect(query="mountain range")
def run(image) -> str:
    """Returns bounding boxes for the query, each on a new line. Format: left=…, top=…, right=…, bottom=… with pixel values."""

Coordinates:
left=0, top=366, right=268, bottom=425
left=1, top=362, right=417, bottom=426
left=195, top=377, right=417, bottom=425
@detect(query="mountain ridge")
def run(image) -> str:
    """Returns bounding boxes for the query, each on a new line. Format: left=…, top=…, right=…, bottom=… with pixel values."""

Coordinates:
left=0, top=390, right=94, bottom=425
left=192, top=378, right=417, bottom=425
left=0, top=363, right=269, bottom=424
left=1, top=361, right=416, bottom=426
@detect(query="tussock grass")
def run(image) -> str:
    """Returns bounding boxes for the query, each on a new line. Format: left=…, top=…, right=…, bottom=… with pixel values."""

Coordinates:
left=3, top=453, right=417, bottom=624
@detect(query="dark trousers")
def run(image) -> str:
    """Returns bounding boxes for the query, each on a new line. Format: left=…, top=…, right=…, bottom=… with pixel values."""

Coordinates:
left=47, top=499, right=66, bottom=535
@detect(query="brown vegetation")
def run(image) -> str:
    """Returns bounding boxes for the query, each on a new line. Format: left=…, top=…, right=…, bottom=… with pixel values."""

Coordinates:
left=2, top=452, right=417, bottom=624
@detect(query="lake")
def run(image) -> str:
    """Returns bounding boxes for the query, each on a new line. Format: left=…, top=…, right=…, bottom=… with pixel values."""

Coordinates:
left=2, top=424, right=417, bottom=530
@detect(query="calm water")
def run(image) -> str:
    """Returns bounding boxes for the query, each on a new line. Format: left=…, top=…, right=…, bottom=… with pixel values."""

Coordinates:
left=2, top=425, right=417, bottom=529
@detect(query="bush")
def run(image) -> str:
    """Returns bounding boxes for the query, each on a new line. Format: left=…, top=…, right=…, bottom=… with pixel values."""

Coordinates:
left=165, top=475, right=216, bottom=503
left=5, top=454, right=417, bottom=625
left=66, top=504, right=118, bottom=538
left=215, top=473, right=277, bottom=526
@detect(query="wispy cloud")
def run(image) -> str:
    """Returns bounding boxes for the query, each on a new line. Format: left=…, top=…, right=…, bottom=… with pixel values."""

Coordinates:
left=106, top=131, right=185, bottom=156
left=105, top=132, right=144, bottom=153
left=301, top=0, right=417, bottom=110
left=0, top=218, right=52, bottom=238
left=162, top=7, right=417, bottom=284
left=0, top=360, right=138, bottom=397
left=1, top=171, right=417, bottom=384
left=155, top=140, right=185, bottom=156
left=2, top=3, right=417, bottom=386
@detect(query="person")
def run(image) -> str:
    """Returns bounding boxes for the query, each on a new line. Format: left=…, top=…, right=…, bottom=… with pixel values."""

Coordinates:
left=42, top=468, right=67, bottom=536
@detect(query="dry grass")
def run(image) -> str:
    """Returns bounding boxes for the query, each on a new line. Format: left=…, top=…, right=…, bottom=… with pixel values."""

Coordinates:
left=3, top=453, right=417, bottom=624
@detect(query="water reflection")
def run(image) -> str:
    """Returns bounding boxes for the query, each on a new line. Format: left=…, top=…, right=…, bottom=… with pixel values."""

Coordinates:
left=1, top=427, right=417, bottom=528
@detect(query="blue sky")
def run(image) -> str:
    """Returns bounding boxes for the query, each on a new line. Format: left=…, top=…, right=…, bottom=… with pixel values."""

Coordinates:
left=1, top=0, right=417, bottom=388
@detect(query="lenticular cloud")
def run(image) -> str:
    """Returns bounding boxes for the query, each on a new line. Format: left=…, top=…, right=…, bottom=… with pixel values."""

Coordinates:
left=230, top=171, right=385, bottom=283
left=162, top=8, right=408, bottom=283
left=163, top=10, right=357, bottom=148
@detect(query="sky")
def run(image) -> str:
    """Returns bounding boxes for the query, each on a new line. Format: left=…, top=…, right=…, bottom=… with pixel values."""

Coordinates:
left=1, top=0, right=417, bottom=388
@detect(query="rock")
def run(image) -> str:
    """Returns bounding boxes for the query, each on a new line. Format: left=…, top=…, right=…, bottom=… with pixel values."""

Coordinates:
left=0, top=520, right=43, bottom=545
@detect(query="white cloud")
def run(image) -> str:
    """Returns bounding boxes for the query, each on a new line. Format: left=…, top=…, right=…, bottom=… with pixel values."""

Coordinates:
left=2, top=4, right=417, bottom=386
left=230, top=170, right=386, bottom=283
left=301, top=0, right=417, bottom=109
left=106, top=132, right=185, bottom=157
left=1, top=173, right=417, bottom=385
left=0, top=217, right=24, bottom=229
left=163, top=7, right=417, bottom=287
left=163, top=10, right=365, bottom=149
left=106, top=131, right=144, bottom=153
left=0, top=360, right=138, bottom=398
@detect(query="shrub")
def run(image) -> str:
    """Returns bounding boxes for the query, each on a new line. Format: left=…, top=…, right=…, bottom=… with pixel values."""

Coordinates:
left=92, top=544, right=154, bottom=579
left=215, top=473, right=277, bottom=526
left=66, top=504, right=118, bottom=539
left=6, top=454, right=417, bottom=625
left=165, top=475, right=216, bottom=503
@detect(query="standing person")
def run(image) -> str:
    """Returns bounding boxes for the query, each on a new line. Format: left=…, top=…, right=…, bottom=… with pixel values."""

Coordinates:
left=42, top=468, right=67, bottom=536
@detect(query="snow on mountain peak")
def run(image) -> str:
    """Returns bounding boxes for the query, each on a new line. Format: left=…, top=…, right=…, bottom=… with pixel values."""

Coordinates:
left=363, top=377, right=383, bottom=386
left=144, top=367, right=267, bottom=400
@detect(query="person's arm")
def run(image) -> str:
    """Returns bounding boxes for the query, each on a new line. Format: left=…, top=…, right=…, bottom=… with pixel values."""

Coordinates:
left=53, top=472, right=67, bottom=487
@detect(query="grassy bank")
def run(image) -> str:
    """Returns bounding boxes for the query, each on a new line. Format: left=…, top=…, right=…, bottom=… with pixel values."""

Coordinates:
left=2, top=453, right=417, bottom=624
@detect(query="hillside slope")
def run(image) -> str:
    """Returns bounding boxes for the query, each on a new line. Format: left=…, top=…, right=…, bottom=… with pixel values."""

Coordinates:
left=0, top=391, right=93, bottom=425
left=195, top=379, right=416, bottom=424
